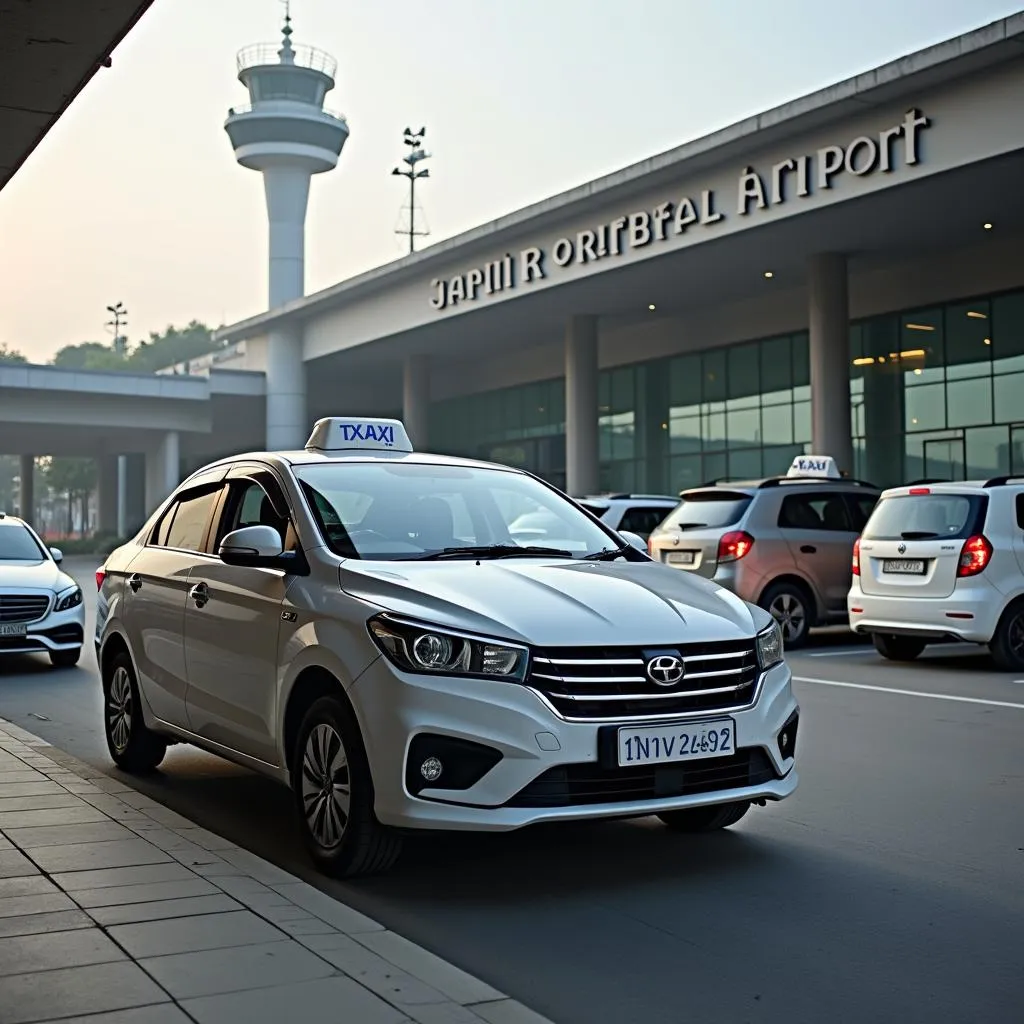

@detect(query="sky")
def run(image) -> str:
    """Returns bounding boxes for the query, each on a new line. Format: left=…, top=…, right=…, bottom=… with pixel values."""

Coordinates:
left=1, top=0, right=1022, bottom=362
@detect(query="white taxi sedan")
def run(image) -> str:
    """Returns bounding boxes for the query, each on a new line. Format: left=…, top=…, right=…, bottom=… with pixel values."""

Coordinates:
left=95, top=417, right=799, bottom=877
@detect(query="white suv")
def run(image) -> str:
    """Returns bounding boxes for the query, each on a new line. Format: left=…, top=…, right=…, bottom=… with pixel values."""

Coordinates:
left=847, top=476, right=1024, bottom=670
left=574, top=494, right=680, bottom=540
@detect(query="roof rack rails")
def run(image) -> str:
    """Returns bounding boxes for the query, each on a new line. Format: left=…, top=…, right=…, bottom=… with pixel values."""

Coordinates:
left=758, top=476, right=879, bottom=490
left=982, top=475, right=1024, bottom=488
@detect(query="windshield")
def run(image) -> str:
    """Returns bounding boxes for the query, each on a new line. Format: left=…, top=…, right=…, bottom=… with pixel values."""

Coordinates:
left=661, top=491, right=752, bottom=531
left=295, top=461, right=621, bottom=560
left=863, top=493, right=988, bottom=541
left=0, top=524, right=45, bottom=561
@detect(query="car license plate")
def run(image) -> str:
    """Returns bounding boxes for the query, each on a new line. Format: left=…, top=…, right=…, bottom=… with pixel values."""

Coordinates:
left=0, top=623, right=28, bottom=637
left=882, top=559, right=926, bottom=575
left=618, top=719, right=735, bottom=767
left=667, top=551, right=696, bottom=566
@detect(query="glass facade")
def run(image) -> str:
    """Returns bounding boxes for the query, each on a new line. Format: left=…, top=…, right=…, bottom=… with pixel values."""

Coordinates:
left=429, top=287, right=1024, bottom=493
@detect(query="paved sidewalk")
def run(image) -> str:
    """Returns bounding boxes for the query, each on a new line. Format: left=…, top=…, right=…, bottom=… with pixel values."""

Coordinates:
left=0, top=718, right=553, bottom=1024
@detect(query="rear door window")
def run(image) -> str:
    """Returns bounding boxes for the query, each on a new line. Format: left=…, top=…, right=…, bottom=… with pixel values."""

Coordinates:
left=778, top=492, right=854, bottom=532
left=664, top=491, right=752, bottom=530
left=619, top=507, right=672, bottom=538
left=846, top=493, right=879, bottom=532
left=863, top=493, right=988, bottom=541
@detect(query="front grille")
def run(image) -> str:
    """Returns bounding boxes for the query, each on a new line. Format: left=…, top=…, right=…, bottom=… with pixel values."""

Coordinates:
left=0, top=595, right=50, bottom=624
left=528, top=639, right=759, bottom=719
left=507, top=748, right=778, bottom=807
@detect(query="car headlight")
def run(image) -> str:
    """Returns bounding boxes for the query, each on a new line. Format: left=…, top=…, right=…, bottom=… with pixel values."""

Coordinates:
left=368, top=614, right=528, bottom=682
left=756, top=619, right=784, bottom=670
left=55, top=585, right=83, bottom=613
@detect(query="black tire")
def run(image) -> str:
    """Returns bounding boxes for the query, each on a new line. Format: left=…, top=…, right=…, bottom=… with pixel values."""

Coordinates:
left=872, top=633, right=926, bottom=662
left=103, top=651, right=167, bottom=773
left=760, top=580, right=813, bottom=649
left=291, top=695, right=403, bottom=878
left=49, top=647, right=81, bottom=668
left=989, top=602, right=1024, bottom=672
left=657, top=801, right=751, bottom=833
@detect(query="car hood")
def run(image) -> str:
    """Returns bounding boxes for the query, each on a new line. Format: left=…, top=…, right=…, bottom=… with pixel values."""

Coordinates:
left=339, top=557, right=764, bottom=646
left=0, top=560, right=71, bottom=592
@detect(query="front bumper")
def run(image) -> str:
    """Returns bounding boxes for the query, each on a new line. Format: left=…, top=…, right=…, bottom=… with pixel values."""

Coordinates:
left=349, top=657, right=799, bottom=832
left=0, top=591, right=85, bottom=657
left=847, top=578, right=1001, bottom=644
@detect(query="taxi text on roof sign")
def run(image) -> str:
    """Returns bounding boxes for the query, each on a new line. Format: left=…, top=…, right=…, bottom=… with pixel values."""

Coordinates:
left=787, top=455, right=841, bottom=479
left=305, top=417, right=414, bottom=453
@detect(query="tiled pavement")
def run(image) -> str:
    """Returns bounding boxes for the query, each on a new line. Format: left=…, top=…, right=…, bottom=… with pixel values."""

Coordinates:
left=0, top=719, right=554, bottom=1024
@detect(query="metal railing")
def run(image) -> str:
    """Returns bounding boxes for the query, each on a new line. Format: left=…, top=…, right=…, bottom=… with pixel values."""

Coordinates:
left=226, top=101, right=347, bottom=124
left=236, top=43, right=337, bottom=79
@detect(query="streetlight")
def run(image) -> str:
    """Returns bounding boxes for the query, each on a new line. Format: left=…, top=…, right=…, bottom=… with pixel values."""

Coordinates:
left=392, top=127, right=430, bottom=254
left=105, top=302, right=128, bottom=357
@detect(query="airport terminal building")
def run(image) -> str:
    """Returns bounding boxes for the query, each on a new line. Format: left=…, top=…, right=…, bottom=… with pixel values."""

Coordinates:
left=181, top=17, right=1024, bottom=495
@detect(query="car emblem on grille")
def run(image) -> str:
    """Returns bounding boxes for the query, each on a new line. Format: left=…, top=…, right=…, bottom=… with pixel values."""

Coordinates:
left=897, top=542, right=907, bottom=554
left=646, top=654, right=685, bottom=686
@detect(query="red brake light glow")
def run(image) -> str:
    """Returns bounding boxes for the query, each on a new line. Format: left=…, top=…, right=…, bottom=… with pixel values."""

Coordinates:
left=852, top=537, right=861, bottom=575
left=957, top=535, right=992, bottom=577
left=95, top=568, right=106, bottom=590
left=718, top=531, right=754, bottom=563
left=909, top=487, right=931, bottom=495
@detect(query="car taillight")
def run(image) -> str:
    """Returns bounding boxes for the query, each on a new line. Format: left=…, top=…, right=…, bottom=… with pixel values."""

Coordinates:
left=718, top=531, right=754, bottom=563
left=95, top=568, right=106, bottom=590
left=852, top=537, right=861, bottom=576
left=957, top=535, right=992, bottom=577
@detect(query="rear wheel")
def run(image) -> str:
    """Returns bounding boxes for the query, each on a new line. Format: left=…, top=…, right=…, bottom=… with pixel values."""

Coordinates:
left=760, top=581, right=812, bottom=649
left=103, top=652, right=167, bottom=773
left=989, top=603, right=1024, bottom=672
left=872, top=633, right=926, bottom=662
left=291, top=696, right=402, bottom=878
left=49, top=647, right=81, bottom=668
left=657, top=801, right=751, bottom=833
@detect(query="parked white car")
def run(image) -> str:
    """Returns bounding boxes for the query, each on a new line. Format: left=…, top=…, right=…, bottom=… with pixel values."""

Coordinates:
left=848, top=476, right=1024, bottom=669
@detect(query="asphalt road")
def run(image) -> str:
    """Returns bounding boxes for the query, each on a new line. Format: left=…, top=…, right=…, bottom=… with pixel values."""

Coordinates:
left=1, top=557, right=1021, bottom=1024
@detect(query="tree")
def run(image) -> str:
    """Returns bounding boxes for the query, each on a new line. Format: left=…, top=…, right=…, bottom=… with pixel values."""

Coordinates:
left=0, top=343, right=27, bottom=364
left=42, top=457, right=97, bottom=536
left=52, top=341, right=124, bottom=371
left=50, top=321, right=224, bottom=374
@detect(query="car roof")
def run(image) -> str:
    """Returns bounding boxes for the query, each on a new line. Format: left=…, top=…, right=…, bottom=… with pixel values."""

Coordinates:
left=0, top=514, right=27, bottom=527
left=681, top=476, right=880, bottom=497
left=880, top=479, right=1024, bottom=498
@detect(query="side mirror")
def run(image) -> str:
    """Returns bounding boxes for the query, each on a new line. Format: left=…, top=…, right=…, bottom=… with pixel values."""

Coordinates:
left=619, top=531, right=647, bottom=552
left=218, top=525, right=284, bottom=567
left=49, top=547, right=63, bottom=564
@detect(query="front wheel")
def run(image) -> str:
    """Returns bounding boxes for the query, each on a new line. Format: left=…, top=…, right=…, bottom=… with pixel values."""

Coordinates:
left=872, top=633, right=926, bottom=662
left=292, top=696, right=402, bottom=878
left=50, top=647, right=81, bottom=668
left=989, top=603, right=1024, bottom=672
left=657, top=801, right=751, bottom=833
left=103, top=652, right=167, bottom=773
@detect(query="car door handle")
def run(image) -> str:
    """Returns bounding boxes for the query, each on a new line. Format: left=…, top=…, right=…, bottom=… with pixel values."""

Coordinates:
left=127, top=573, right=142, bottom=592
left=189, top=582, right=209, bottom=608
left=800, top=545, right=817, bottom=554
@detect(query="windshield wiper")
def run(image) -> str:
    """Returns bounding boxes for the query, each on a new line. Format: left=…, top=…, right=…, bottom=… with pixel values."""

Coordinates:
left=583, top=544, right=631, bottom=561
left=415, top=544, right=575, bottom=561
left=900, top=530, right=939, bottom=539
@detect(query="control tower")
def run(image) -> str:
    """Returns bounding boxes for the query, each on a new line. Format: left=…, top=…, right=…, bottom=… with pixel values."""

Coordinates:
left=224, top=12, right=348, bottom=449
left=224, top=12, right=348, bottom=310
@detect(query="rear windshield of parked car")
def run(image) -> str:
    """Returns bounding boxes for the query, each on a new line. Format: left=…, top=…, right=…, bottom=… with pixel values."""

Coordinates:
left=0, top=525, right=45, bottom=561
left=662, top=492, right=752, bottom=530
left=862, top=493, right=987, bottom=541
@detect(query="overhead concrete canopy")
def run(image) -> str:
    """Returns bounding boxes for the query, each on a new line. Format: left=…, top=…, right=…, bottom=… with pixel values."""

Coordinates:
left=0, top=0, right=153, bottom=190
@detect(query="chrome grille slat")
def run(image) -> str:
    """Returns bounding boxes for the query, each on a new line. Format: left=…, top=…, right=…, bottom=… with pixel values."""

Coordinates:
left=529, top=640, right=759, bottom=720
left=0, top=595, right=50, bottom=624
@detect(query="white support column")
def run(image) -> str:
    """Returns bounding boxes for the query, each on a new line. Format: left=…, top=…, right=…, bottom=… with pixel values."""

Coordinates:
left=265, top=324, right=306, bottom=451
left=18, top=455, right=34, bottom=526
left=808, top=253, right=853, bottom=474
left=565, top=315, right=600, bottom=496
left=97, top=456, right=119, bottom=535
left=117, top=455, right=128, bottom=537
left=145, top=431, right=180, bottom=514
left=263, top=167, right=311, bottom=309
left=403, top=354, right=431, bottom=448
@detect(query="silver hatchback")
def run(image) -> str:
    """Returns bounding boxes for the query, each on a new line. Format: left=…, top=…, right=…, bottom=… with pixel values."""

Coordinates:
left=648, top=472, right=879, bottom=648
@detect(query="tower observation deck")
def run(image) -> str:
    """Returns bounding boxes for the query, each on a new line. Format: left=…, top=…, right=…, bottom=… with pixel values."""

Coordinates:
left=224, top=12, right=348, bottom=310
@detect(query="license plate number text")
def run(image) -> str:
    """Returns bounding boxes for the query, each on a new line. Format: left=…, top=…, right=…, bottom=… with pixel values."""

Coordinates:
left=618, top=719, right=735, bottom=767
left=882, top=559, right=926, bottom=574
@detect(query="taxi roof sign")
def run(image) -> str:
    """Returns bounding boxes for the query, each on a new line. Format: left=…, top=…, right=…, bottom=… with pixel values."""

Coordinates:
left=787, top=454, right=841, bottom=479
left=305, top=417, right=414, bottom=453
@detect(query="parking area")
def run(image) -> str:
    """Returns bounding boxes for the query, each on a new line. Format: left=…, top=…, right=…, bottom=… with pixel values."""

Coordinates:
left=0, top=558, right=1021, bottom=1024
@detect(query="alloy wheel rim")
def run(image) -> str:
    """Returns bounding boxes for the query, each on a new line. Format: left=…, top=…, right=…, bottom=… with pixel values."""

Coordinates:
left=1008, top=613, right=1024, bottom=660
left=107, top=666, right=133, bottom=754
left=300, top=723, right=351, bottom=849
left=770, top=593, right=806, bottom=643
